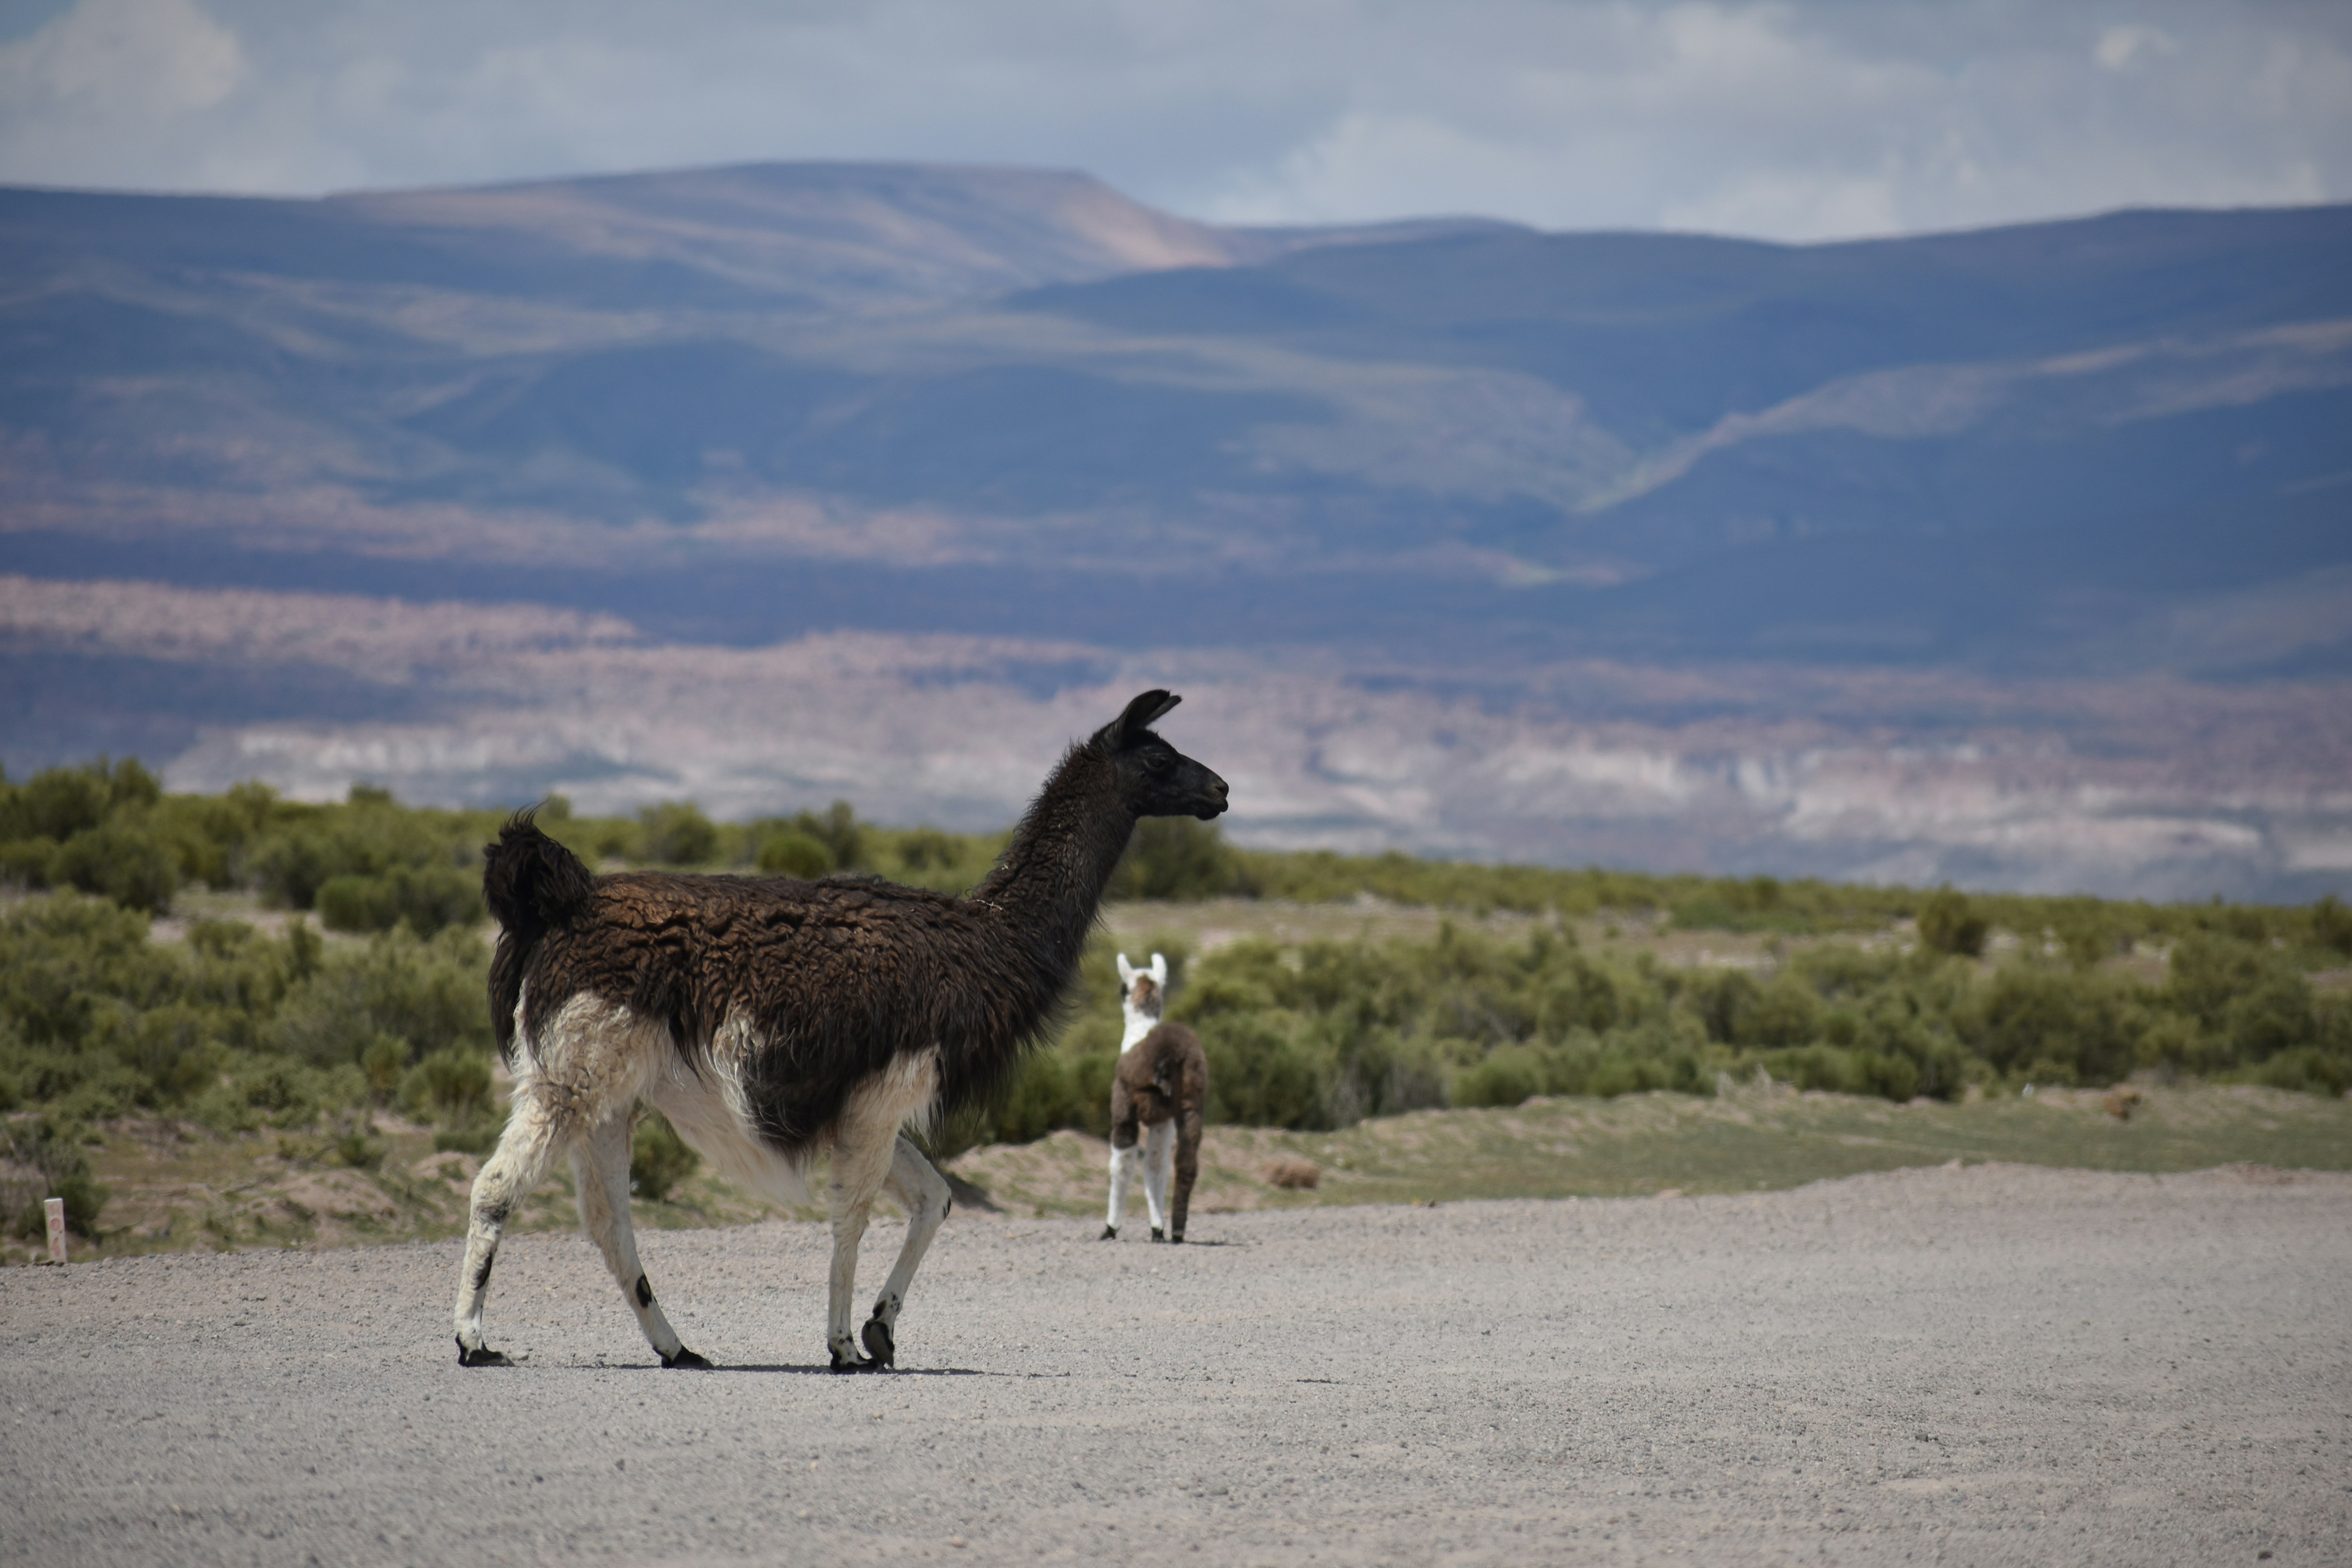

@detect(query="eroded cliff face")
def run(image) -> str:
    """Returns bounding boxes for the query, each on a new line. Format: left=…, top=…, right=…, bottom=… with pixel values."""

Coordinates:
left=7, top=574, right=2344, bottom=902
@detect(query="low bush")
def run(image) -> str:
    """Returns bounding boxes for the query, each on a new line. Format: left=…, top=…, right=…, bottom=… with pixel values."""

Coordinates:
left=5, top=758, right=2348, bottom=1167
left=1918, top=887, right=1989, bottom=958
left=314, top=865, right=483, bottom=935
left=756, top=833, right=831, bottom=879
left=399, top=1048, right=493, bottom=1124
left=5, top=1113, right=107, bottom=1238
left=637, top=802, right=719, bottom=866
left=1111, top=818, right=1254, bottom=901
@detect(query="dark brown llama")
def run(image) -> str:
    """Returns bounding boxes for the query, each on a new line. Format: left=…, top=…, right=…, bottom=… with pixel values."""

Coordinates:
left=452, top=690, right=1227, bottom=1371
left=1101, top=951, right=1209, bottom=1243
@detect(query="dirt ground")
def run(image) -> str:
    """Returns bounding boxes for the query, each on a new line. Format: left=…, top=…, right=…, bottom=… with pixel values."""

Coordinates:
left=4, top=1162, right=2346, bottom=1566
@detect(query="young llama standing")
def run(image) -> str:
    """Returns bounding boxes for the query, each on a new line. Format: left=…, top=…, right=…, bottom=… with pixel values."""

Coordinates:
left=1101, top=952, right=1208, bottom=1243
left=451, top=690, right=1227, bottom=1370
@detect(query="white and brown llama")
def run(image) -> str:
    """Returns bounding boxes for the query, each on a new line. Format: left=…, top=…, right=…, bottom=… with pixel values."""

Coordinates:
left=452, top=690, right=1227, bottom=1370
left=1101, top=951, right=1208, bottom=1243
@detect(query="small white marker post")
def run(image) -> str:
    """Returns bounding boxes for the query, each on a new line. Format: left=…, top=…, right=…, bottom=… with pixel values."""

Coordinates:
left=44, top=1197, right=67, bottom=1265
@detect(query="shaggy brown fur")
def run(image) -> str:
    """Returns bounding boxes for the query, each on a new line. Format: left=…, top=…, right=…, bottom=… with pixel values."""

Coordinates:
left=453, top=689, right=1227, bottom=1372
left=1109, top=1022, right=1208, bottom=1241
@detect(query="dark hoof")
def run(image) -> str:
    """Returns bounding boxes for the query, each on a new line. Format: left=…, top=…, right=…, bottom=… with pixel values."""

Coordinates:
left=1169, top=1233, right=1185, bottom=1244
left=861, top=1317, right=896, bottom=1368
left=661, top=1347, right=712, bottom=1369
left=1150, top=1227, right=1165, bottom=1242
left=829, top=1349, right=877, bottom=1373
left=1099, top=1224, right=1118, bottom=1240
left=456, top=1338, right=511, bottom=1368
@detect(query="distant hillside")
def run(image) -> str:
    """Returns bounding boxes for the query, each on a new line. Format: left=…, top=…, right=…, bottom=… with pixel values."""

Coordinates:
left=2, top=163, right=2347, bottom=898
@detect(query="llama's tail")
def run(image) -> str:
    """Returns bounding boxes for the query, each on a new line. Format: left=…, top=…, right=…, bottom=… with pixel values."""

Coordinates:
left=481, top=809, right=595, bottom=1063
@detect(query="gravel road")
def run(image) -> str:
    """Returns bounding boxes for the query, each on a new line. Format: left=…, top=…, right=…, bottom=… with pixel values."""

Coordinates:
left=5, top=1163, right=2347, bottom=1566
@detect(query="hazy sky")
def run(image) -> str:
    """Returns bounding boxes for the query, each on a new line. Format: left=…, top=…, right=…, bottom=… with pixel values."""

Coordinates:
left=2, top=0, right=2347, bottom=240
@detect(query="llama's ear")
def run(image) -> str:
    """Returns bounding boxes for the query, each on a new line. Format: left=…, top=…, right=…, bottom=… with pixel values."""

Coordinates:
left=1117, top=953, right=1137, bottom=988
left=1113, top=689, right=1181, bottom=745
left=1150, top=953, right=1168, bottom=986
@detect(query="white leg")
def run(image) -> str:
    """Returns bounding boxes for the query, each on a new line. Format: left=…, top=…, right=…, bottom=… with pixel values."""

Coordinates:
left=1105, top=1142, right=1140, bottom=1237
left=825, top=1124, right=898, bottom=1370
left=1143, top=1119, right=1174, bottom=1238
left=859, top=1135, right=952, bottom=1367
left=453, top=1082, right=564, bottom=1365
left=452, top=995, right=662, bottom=1366
left=573, top=1112, right=702, bottom=1367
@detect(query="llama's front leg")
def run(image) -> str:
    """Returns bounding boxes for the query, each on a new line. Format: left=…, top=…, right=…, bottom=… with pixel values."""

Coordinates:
left=574, top=1112, right=707, bottom=1368
left=858, top=1135, right=952, bottom=1367
left=824, top=1128, right=897, bottom=1370
left=1142, top=1118, right=1174, bottom=1241
left=453, top=1087, right=562, bottom=1366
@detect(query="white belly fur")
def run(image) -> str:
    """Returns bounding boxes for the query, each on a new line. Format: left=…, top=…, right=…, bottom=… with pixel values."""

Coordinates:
left=641, top=1013, right=942, bottom=1212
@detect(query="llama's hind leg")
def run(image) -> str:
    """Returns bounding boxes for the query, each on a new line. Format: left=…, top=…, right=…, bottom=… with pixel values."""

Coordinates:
left=1168, top=1103, right=1203, bottom=1243
left=858, top=1135, right=952, bottom=1368
left=454, top=1087, right=564, bottom=1366
left=1103, top=1081, right=1139, bottom=1240
left=1105, top=1136, right=1140, bottom=1239
left=824, top=1125, right=899, bottom=1371
left=1142, top=1118, right=1174, bottom=1241
left=573, top=1112, right=706, bottom=1368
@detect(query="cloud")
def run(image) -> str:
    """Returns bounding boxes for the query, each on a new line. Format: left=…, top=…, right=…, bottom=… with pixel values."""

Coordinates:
left=2096, top=24, right=2180, bottom=73
left=0, top=0, right=2346, bottom=239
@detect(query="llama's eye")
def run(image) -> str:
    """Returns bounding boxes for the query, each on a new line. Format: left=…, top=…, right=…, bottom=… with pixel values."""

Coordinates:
left=1144, top=752, right=1173, bottom=774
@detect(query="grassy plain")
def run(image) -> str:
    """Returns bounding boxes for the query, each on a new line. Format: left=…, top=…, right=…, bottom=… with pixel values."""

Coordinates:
left=950, top=1080, right=2352, bottom=1218
left=20, top=1078, right=2344, bottom=1267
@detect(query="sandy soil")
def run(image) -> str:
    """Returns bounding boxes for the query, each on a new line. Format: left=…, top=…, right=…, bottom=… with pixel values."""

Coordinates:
left=4, top=1163, right=2346, bottom=1567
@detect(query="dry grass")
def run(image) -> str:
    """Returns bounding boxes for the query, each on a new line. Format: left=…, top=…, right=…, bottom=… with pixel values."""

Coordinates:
left=20, top=1079, right=2345, bottom=1265
left=948, top=1081, right=2352, bottom=1220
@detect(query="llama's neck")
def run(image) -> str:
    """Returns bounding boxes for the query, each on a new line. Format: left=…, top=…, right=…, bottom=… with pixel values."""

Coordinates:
left=1119, top=1006, right=1158, bottom=1053
left=968, top=741, right=1135, bottom=1008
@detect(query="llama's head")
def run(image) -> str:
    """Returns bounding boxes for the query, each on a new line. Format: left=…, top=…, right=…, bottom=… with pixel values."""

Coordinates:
left=1093, top=690, right=1228, bottom=821
left=1116, top=951, right=1169, bottom=1021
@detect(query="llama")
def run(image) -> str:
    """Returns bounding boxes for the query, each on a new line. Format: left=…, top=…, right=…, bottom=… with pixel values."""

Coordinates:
left=452, top=690, right=1227, bottom=1371
left=1101, top=951, right=1208, bottom=1243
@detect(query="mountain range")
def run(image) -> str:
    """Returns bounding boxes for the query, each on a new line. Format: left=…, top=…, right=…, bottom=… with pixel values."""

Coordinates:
left=3, top=162, right=2347, bottom=899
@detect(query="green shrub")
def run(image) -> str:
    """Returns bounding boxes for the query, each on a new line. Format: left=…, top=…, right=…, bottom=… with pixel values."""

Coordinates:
left=1917, top=887, right=1989, bottom=957
left=756, top=833, right=831, bottom=879
left=993, top=1050, right=1100, bottom=1144
left=1198, top=1011, right=1329, bottom=1128
left=637, top=802, right=719, bottom=866
left=49, top=820, right=180, bottom=913
left=1964, top=965, right=2143, bottom=1086
left=0, top=836, right=58, bottom=887
left=399, top=1048, right=493, bottom=1123
left=360, top=1034, right=409, bottom=1100
left=5, top=1114, right=107, bottom=1238
left=800, top=800, right=867, bottom=871
left=194, top=1058, right=363, bottom=1132
left=2220, top=973, right=2316, bottom=1063
left=2239, top=1047, right=2351, bottom=1097
left=271, top=926, right=491, bottom=1070
left=1740, top=975, right=1823, bottom=1049
left=1752, top=1044, right=1925, bottom=1100
left=1452, top=1045, right=1545, bottom=1108
left=630, top=1109, right=700, bottom=1201
left=2312, top=895, right=2352, bottom=960
left=1111, top=817, right=1250, bottom=901
left=4, top=759, right=157, bottom=843
left=894, top=827, right=960, bottom=873
left=315, top=866, right=483, bottom=935
left=100, top=1003, right=226, bottom=1105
